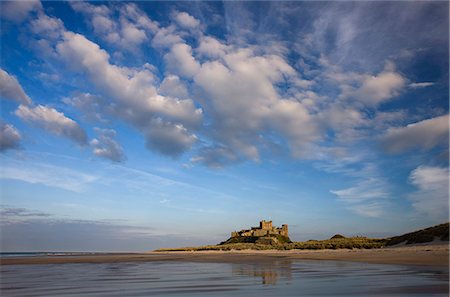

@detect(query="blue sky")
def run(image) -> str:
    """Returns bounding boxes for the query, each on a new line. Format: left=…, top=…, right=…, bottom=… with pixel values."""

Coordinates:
left=0, top=1, right=448, bottom=252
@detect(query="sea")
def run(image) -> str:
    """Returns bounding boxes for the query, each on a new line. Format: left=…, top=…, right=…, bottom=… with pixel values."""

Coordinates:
left=0, top=256, right=448, bottom=296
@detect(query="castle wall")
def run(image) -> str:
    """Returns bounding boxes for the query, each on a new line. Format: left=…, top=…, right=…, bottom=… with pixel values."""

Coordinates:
left=253, top=229, right=268, bottom=237
left=230, top=221, right=289, bottom=239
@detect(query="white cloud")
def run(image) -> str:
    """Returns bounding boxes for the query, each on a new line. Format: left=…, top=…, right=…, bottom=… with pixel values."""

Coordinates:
left=144, top=118, right=197, bottom=156
left=324, top=61, right=406, bottom=107
left=0, top=0, right=42, bottom=22
left=120, top=3, right=158, bottom=33
left=91, top=128, right=125, bottom=162
left=268, top=100, right=320, bottom=159
left=409, top=82, right=435, bottom=88
left=352, top=70, right=406, bottom=106
left=409, top=166, right=449, bottom=220
left=191, top=146, right=239, bottom=169
left=15, top=104, right=87, bottom=145
left=331, top=178, right=389, bottom=202
left=63, top=93, right=107, bottom=123
left=0, top=122, right=21, bottom=152
left=165, top=43, right=201, bottom=78
left=173, top=11, right=200, bottom=29
left=318, top=105, right=368, bottom=143
left=29, top=13, right=64, bottom=40
left=0, top=69, right=32, bottom=105
left=158, top=75, right=189, bottom=99
left=22, top=5, right=445, bottom=169
left=381, top=114, right=449, bottom=153
left=120, top=20, right=147, bottom=44
left=70, top=2, right=153, bottom=51
left=151, top=25, right=183, bottom=49
left=55, top=31, right=201, bottom=156
left=197, top=36, right=227, bottom=58
left=70, top=1, right=110, bottom=16
left=192, top=47, right=320, bottom=164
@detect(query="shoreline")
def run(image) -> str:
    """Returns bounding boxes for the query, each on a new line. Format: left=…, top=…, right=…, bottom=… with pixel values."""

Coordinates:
left=1, top=244, right=448, bottom=267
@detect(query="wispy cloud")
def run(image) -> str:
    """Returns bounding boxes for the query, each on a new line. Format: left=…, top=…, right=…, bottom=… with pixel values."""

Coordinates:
left=331, top=178, right=390, bottom=218
left=381, top=114, right=449, bottom=154
left=409, top=82, right=435, bottom=88
left=0, top=157, right=98, bottom=192
left=408, top=165, right=449, bottom=221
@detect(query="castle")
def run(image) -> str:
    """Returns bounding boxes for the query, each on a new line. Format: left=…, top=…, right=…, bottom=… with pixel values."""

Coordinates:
left=231, top=220, right=289, bottom=238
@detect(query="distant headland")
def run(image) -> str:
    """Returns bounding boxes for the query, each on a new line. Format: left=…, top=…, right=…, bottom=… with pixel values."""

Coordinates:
left=156, top=221, right=449, bottom=252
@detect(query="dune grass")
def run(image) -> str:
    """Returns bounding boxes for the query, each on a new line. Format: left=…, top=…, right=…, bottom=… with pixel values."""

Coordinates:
left=386, top=222, right=449, bottom=246
left=155, top=237, right=387, bottom=252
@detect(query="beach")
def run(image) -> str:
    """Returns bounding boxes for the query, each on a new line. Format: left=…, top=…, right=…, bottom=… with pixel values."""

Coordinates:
left=1, top=244, right=448, bottom=266
left=1, top=244, right=449, bottom=297
left=2, top=244, right=448, bottom=296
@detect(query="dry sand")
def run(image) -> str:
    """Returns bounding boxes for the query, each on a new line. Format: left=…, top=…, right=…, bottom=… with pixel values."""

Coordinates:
left=1, top=244, right=448, bottom=267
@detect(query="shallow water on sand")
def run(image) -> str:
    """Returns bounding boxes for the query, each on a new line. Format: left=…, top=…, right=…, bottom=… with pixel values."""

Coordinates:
left=1, top=259, right=448, bottom=296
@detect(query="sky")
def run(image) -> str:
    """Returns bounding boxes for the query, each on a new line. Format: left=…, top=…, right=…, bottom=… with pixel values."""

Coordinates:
left=0, top=1, right=448, bottom=252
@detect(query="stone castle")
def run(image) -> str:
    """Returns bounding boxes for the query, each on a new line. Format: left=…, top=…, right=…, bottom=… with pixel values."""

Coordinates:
left=231, top=220, right=289, bottom=238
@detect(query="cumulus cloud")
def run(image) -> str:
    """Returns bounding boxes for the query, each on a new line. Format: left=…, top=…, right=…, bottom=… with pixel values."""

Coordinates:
left=21, top=4, right=447, bottom=169
left=192, top=47, right=320, bottom=163
left=151, top=25, right=183, bottom=49
left=144, top=118, right=197, bottom=156
left=325, top=61, right=406, bottom=107
left=15, top=104, right=87, bottom=145
left=0, top=122, right=21, bottom=152
left=55, top=31, right=200, bottom=125
left=191, top=146, right=239, bottom=169
left=197, top=36, right=228, bottom=58
left=55, top=31, right=201, bottom=156
left=0, top=69, right=32, bottom=105
left=29, top=12, right=64, bottom=40
left=63, top=93, right=107, bottom=123
left=0, top=0, right=41, bottom=22
left=353, top=70, right=406, bottom=106
left=173, top=11, right=200, bottom=29
left=381, top=114, right=449, bottom=154
left=165, top=43, right=201, bottom=78
left=409, top=166, right=449, bottom=220
left=158, top=75, right=189, bottom=99
left=91, top=128, right=125, bottom=162
left=70, top=2, right=154, bottom=51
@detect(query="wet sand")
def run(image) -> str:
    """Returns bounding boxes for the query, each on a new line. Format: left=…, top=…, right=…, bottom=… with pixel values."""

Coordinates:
left=1, top=244, right=448, bottom=266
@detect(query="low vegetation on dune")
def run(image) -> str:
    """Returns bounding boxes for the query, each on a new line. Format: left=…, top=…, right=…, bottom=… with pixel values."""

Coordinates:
left=386, top=222, right=449, bottom=246
left=154, top=222, right=449, bottom=252
left=155, top=237, right=387, bottom=252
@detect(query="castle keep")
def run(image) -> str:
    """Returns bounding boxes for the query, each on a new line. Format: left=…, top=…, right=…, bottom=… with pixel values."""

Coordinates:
left=230, top=220, right=289, bottom=239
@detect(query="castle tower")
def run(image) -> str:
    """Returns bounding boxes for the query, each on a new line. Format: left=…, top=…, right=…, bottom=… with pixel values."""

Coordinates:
left=260, top=220, right=273, bottom=230
left=280, top=224, right=289, bottom=237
